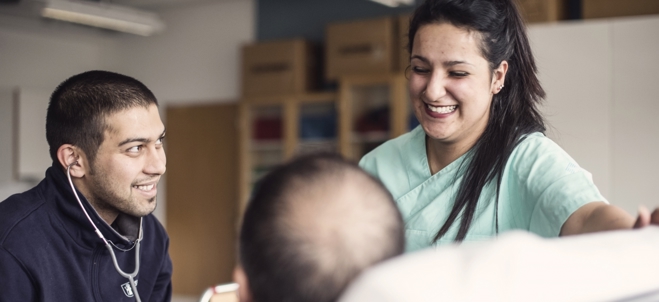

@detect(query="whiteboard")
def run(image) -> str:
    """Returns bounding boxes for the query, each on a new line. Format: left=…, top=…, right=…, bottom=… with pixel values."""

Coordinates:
left=17, top=87, right=52, bottom=182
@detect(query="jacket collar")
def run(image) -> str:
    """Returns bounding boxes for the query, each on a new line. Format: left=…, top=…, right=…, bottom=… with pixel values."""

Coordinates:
left=45, top=165, right=142, bottom=249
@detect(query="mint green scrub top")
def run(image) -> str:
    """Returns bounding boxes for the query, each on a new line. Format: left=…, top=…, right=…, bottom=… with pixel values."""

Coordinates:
left=359, top=126, right=606, bottom=252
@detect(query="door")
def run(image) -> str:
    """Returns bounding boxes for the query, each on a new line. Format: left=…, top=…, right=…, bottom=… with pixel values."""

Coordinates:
left=166, top=102, right=239, bottom=295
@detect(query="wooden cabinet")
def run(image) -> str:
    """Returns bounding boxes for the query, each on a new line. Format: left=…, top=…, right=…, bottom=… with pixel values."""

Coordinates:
left=337, top=73, right=410, bottom=160
left=238, top=73, right=413, bottom=213
left=238, top=92, right=338, bottom=214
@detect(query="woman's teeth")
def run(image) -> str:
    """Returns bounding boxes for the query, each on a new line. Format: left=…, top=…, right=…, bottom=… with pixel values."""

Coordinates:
left=427, top=104, right=457, bottom=114
left=134, top=184, right=154, bottom=191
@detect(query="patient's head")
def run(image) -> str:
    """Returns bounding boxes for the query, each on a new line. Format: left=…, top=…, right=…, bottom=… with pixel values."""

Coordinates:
left=234, top=153, right=404, bottom=302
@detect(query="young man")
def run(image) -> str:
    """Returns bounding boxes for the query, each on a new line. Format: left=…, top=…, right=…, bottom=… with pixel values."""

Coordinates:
left=0, top=71, right=171, bottom=301
left=234, top=153, right=405, bottom=302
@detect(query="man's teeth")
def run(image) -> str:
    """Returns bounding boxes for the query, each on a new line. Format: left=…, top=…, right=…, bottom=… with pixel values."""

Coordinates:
left=134, top=184, right=154, bottom=191
left=427, top=104, right=457, bottom=114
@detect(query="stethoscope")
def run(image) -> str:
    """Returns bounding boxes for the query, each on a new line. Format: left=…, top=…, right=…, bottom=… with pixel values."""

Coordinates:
left=67, top=162, right=143, bottom=302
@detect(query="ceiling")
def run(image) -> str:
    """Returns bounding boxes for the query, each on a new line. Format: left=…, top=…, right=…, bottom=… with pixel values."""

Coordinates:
left=0, top=0, right=236, bottom=34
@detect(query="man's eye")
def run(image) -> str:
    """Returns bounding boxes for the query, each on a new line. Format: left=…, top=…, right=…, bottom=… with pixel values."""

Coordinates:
left=156, top=137, right=164, bottom=145
left=127, top=146, right=142, bottom=153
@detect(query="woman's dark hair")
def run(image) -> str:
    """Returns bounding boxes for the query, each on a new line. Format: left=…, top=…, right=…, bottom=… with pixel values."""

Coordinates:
left=408, top=0, right=546, bottom=242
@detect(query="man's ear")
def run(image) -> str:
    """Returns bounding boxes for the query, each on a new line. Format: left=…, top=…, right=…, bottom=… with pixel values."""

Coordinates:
left=233, top=265, right=253, bottom=302
left=56, top=144, right=87, bottom=178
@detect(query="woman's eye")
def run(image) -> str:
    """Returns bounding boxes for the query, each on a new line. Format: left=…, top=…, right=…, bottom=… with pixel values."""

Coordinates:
left=450, top=71, right=469, bottom=77
left=412, top=66, right=430, bottom=74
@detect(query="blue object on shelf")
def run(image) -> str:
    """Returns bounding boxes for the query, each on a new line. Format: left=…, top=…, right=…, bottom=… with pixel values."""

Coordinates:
left=300, top=111, right=337, bottom=139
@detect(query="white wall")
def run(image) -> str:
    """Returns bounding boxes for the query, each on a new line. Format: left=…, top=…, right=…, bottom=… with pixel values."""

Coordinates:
left=530, top=20, right=613, bottom=199
left=0, top=24, right=107, bottom=201
left=0, top=0, right=256, bottom=226
left=529, top=16, right=659, bottom=215
left=611, top=17, right=659, bottom=214
left=102, top=0, right=255, bottom=105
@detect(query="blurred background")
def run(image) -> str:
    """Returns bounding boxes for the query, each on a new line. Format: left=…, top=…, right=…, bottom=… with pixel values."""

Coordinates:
left=1, top=0, right=658, bottom=300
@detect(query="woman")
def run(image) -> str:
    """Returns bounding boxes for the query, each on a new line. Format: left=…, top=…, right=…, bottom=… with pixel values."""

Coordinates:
left=359, top=0, right=656, bottom=252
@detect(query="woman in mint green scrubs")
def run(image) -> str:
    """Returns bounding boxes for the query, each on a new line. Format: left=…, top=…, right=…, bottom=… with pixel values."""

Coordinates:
left=360, top=0, right=653, bottom=252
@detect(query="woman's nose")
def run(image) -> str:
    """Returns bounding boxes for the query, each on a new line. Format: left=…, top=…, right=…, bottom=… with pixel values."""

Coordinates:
left=423, top=73, right=447, bottom=102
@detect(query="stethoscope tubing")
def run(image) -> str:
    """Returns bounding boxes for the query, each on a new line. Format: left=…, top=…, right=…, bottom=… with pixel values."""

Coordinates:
left=67, top=162, right=143, bottom=302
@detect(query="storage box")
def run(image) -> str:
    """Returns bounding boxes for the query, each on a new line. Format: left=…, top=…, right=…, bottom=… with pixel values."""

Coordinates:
left=242, top=39, right=316, bottom=97
left=515, top=0, right=566, bottom=23
left=583, top=0, right=659, bottom=19
left=397, top=14, right=412, bottom=73
left=325, top=17, right=396, bottom=81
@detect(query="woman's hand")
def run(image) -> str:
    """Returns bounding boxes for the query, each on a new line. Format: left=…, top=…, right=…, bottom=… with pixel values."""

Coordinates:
left=633, top=206, right=659, bottom=228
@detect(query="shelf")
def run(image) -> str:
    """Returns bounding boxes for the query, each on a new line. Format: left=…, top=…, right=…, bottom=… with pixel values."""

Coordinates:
left=296, top=139, right=338, bottom=155
left=250, top=140, right=283, bottom=151
left=351, top=131, right=389, bottom=144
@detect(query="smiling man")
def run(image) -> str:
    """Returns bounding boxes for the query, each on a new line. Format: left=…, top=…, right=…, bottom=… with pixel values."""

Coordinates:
left=0, top=71, right=172, bottom=301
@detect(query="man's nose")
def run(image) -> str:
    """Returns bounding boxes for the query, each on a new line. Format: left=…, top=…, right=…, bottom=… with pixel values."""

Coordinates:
left=145, top=147, right=166, bottom=175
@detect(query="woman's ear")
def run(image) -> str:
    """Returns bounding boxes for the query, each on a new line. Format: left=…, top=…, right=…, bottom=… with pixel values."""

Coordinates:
left=56, top=144, right=87, bottom=178
left=492, top=60, right=509, bottom=94
left=233, top=265, right=253, bottom=302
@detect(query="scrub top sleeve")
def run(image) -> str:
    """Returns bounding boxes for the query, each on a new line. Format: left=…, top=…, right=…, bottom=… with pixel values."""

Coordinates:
left=0, top=247, right=37, bottom=302
left=511, top=135, right=606, bottom=237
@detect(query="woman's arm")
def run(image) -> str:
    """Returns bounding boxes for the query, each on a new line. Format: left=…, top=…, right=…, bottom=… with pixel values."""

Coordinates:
left=560, top=202, right=659, bottom=236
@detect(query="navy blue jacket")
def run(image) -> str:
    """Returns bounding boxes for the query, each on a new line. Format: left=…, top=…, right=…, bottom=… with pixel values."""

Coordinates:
left=0, top=166, right=172, bottom=301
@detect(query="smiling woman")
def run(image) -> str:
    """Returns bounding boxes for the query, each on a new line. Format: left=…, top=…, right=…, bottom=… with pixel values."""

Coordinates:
left=358, top=0, right=657, bottom=252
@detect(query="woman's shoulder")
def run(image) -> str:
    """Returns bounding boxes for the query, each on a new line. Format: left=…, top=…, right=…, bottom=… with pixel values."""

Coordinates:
left=508, top=131, right=581, bottom=178
left=514, top=132, right=566, bottom=157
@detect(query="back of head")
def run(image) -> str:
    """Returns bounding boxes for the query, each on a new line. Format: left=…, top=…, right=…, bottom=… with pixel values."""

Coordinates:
left=239, top=153, right=404, bottom=302
left=46, top=70, right=158, bottom=167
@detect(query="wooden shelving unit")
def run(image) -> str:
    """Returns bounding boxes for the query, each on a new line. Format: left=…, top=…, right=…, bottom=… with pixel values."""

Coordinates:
left=237, top=73, right=413, bottom=215
left=238, top=92, right=338, bottom=214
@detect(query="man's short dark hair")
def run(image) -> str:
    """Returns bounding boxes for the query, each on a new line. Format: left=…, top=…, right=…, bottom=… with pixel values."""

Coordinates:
left=46, top=70, right=158, bottom=166
left=239, top=153, right=405, bottom=302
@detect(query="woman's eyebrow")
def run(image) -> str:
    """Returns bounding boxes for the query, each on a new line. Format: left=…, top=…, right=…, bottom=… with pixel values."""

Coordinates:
left=411, top=55, right=473, bottom=68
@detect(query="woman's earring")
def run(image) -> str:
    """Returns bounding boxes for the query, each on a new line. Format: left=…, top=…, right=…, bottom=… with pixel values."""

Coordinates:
left=498, top=84, right=504, bottom=91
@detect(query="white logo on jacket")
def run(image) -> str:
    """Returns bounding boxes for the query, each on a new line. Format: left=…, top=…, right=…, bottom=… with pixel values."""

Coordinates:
left=121, top=280, right=138, bottom=297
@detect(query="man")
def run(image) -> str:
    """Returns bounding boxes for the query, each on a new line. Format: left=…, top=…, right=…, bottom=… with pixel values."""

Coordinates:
left=0, top=70, right=171, bottom=301
left=233, top=153, right=405, bottom=302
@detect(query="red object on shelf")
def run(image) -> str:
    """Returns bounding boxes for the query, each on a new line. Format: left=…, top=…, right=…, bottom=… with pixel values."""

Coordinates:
left=253, top=117, right=283, bottom=140
left=355, top=107, right=389, bottom=133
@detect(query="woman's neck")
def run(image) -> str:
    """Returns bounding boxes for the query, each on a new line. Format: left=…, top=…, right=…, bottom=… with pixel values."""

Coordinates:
left=425, top=135, right=477, bottom=175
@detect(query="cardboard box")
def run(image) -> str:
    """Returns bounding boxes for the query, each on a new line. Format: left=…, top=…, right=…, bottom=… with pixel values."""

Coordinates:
left=397, top=14, right=412, bottom=73
left=242, top=39, right=316, bottom=97
left=583, top=0, right=659, bottom=19
left=515, top=0, right=566, bottom=23
left=325, top=17, right=396, bottom=81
